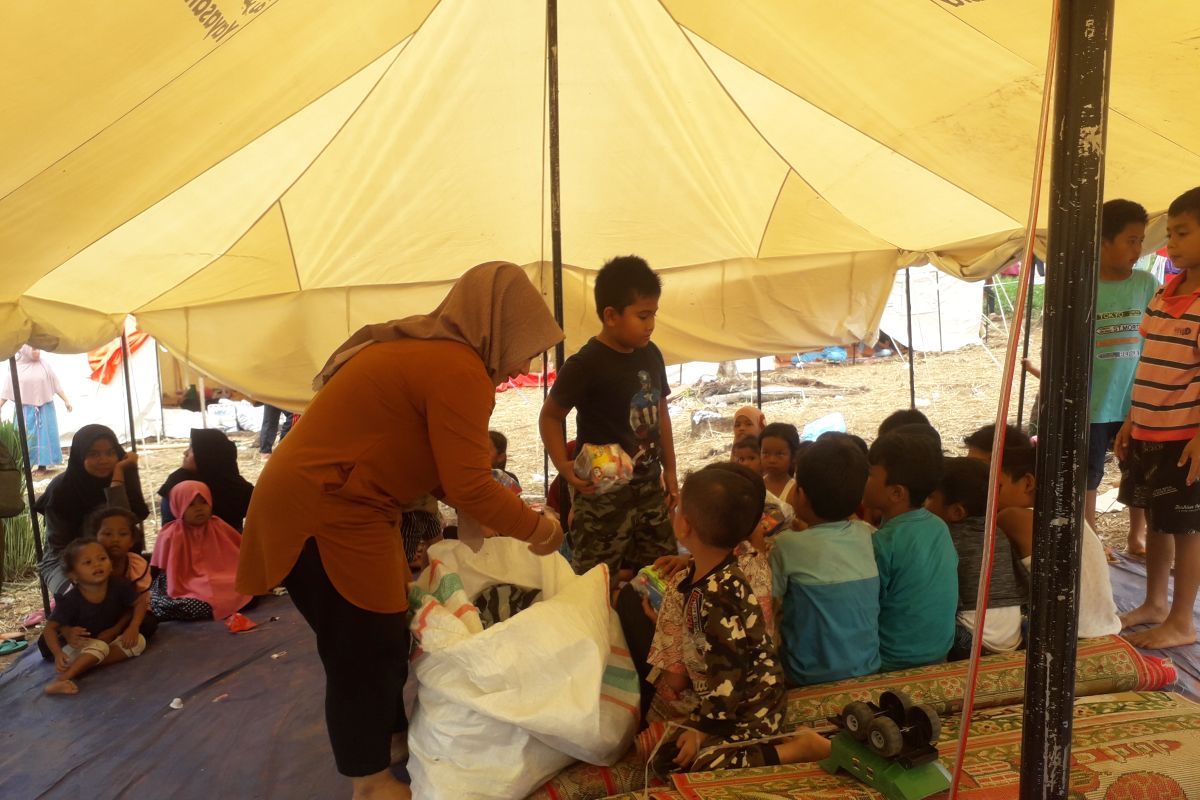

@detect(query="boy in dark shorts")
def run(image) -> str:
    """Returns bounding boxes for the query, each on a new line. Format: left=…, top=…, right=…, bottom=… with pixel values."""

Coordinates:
left=540, top=256, right=678, bottom=582
left=1116, top=187, right=1200, bottom=649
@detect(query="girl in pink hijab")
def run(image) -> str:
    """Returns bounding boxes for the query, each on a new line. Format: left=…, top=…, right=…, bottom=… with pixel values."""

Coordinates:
left=150, top=481, right=251, bottom=621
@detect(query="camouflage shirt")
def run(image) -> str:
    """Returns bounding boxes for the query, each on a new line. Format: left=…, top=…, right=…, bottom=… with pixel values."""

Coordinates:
left=678, top=554, right=786, bottom=739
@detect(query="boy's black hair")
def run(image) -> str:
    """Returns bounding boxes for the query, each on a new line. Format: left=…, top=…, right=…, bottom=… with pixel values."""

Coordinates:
left=488, top=430, right=508, bottom=454
left=999, top=445, right=1037, bottom=481
left=963, top=423, right=1032, bottom=454
left=61, top=537, right=105, bottom=573
left=889, top=422, right=942, bottom=451
left=681, top=462, right=766, bottom=549
left=732, top=434, right=760, bottom=453
left=818, top=430, right=869, bottom=456
left=937, top=457, right=990, bottom=518
left=868, top=432, right=943, bottom=507
left=1168, top=187, right=1200, bottom=225
left=87, top=506, right=139, bottom=537
left=1166, top=187, right=1200, bottom=225
left=1101, top=199, right=1149, bottom=241
left=593, top=255, right=661, bottom=321
left=877, top=408, right=930, bottom=438
left=796, top=439, right=869, bottom=521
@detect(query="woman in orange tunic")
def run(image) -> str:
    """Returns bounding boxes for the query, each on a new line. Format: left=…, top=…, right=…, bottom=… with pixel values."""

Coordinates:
left=237, top=262, right=564, bottom=800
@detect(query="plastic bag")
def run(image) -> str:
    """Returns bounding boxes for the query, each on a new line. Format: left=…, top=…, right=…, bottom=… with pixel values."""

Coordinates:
left=407, top=538, right=638, bottom=800
left=573, top=443, right=634, bottom=494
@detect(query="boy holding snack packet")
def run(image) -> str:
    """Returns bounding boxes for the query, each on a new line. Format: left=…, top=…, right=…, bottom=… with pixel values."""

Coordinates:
left=540, top=256, right=678, bottom=583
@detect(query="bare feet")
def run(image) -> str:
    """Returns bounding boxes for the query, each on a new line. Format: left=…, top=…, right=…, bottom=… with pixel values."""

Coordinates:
left=45, top=679, right=79, bottom=696
left=1126, top=541, right=1147, bottom=557
left=774, top=729, right=832, bottom=763
left=1125, top=619, right=1198, bottom=649
left=351, top=770, right=411, bottom=800
left=1120, top=603, right=1169, bottom=630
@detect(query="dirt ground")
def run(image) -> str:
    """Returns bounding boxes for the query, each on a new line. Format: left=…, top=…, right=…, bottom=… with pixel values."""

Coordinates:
left=0, top=322, right=1139, bottom=672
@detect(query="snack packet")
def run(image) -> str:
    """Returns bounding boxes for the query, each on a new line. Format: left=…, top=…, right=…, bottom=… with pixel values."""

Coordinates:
left=629, top=566, right=669, bottom=611
left=573, top=443, right=634, bottom=494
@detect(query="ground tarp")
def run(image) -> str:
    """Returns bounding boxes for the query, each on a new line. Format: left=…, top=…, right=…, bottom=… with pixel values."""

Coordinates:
left=2, top=1, right=1198, bottom=406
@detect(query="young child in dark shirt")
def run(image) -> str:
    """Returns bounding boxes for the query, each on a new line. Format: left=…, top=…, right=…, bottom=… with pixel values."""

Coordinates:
left=649, top=463, right=828, bottom=776
left=539, top=256, right=678, bottom=583
left=925, top=457, right=1026, bottom=658
left=39, top=538, right=147, bottom=695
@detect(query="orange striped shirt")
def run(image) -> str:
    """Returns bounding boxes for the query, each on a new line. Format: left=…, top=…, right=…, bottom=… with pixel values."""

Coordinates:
left=1131, top=275, right=1200, bottom=441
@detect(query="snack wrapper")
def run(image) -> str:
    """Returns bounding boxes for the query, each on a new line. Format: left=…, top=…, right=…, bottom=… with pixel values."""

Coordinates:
left=573, top=443, right=634, bottom=494
left=629, top=566, right=669, bottom=611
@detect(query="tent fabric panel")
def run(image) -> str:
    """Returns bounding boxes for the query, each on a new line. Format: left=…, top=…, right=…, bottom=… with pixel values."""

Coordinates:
left=282, top=0, right=546, bottom=289
left=0, top=0, right=433, bottom=302
left=685, top=30, right=1021, bottom=251
left=23, top=42, right=401, bottom=315
left=0, top=0, right=222, bottom=198
left=138, top=202, right=301, bottom=311
left=758, top=171, right=894, bottom=257
left=553, top=0, right=788, bottom=269
left=12, top=297, right=125, bottom=356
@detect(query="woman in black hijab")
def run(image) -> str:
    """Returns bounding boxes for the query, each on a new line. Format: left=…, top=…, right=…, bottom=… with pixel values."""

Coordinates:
left=36, top=424, right=150, bottom=596
left=157, top=429, right=254, bottom=531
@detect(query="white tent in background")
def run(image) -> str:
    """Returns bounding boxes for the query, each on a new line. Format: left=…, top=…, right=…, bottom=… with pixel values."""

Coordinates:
left=880, top=265, right=987, bottom=354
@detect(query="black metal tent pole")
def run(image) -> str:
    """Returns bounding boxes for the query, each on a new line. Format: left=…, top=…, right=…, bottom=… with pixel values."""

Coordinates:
left=1016, top=261, right=1038, bottom=427
left=755, top=358, right=762, bottom=409
left=1020, top=2, right=1114, bottom=798
left=120, top=330, right=138, bottom=453
left=905, top=267, right=916, bottom=408
left=547, top=0, right=569, bottom=515
left=8, top=357, right=51, bottom=615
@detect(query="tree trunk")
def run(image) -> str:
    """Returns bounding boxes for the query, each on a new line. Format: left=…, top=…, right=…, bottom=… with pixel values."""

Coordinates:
left=716, top=360, right=739, bottom=379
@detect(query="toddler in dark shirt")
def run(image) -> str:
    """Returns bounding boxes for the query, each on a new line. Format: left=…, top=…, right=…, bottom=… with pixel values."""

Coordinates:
left=39, top=538, right=148, bottom=695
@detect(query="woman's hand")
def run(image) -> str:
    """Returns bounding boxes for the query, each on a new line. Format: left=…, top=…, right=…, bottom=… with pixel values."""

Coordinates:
left=63, top=626, right=89, bottom=648
left=527, top=516, right=564, bottom=556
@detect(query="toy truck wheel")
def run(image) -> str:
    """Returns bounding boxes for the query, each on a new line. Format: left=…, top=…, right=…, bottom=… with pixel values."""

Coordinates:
left=842, top=701, right=874, bottom=741
left=867, top=716, right=904, bottom=758
left=908, top=703, right=942, bottom=746
left=879, top=690, right=914, bottom=721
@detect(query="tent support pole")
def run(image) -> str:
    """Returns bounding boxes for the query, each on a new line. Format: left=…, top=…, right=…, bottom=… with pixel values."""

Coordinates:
left=755, top=358, right=762, bottom=409
left=1020, top=2, right=1114, bottom=798
left=120, top=330, right=138, bottom=452
left=198, top=375, right=208, bottom=429
left=905, top=267, right=915, bottom=408
left=547, top=0, right=568, bottom=515
left=8, top=357, right=51, bottom=616
left=1016, top=263, right=1038, bottom=427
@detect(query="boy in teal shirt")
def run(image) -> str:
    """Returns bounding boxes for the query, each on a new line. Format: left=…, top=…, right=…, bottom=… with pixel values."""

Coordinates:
left=770, top=438, right=879, bottom=686
left=864, top=430, right=958, bottom=671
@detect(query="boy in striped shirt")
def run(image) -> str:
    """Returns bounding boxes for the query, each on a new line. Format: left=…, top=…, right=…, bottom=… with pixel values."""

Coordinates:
left=1116, top=187, right=1200, bottom=649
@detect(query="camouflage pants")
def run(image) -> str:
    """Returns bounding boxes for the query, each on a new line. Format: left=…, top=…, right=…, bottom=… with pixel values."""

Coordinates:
left=570, top=480, right=674, bottom=582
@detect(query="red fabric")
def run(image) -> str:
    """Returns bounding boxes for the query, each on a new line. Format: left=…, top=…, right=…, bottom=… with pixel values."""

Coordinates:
left=152, top=481, right=251, bottom=620
left=496, top=369, right=556, bottom=393
left=87, top=329, right=151, bottom=385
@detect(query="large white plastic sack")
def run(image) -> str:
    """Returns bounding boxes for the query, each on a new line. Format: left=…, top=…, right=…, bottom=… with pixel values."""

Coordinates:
left=407, top=538, right=638, bottom=800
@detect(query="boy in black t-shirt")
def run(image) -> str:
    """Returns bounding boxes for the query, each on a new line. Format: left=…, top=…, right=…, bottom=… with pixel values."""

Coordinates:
left=540, top=256, right=679, bottom=582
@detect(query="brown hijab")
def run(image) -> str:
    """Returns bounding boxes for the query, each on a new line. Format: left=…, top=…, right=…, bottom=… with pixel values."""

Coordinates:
left=313, top=261, right=564, bottom=390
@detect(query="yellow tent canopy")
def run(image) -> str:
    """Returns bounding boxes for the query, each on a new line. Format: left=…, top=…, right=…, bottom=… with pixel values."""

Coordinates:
left=2, top=0, right=1197, bottom=407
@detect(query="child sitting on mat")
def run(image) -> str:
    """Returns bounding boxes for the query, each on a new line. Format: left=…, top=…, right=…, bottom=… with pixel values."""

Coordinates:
left=90, top=506, right=158, bottom=637
left=39, top=538, right=148, bottom=695
left=925, top=457, right=1026, bottom=659
left=994, top=446, right=1121, bottom=638
left=150, top=481, right=252, bottom=622
left=647, top=463, right=828, bottom=776
left=865, top=430, right=959, bottom=671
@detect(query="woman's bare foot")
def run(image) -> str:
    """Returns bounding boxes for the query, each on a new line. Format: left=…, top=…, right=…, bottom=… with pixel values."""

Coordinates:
left=351, top=770, right=411, bottom=800
left=1125, top=619, right=1198, bottom=649
left=1120, top=603, right=1169, bottom=630
left=1127, top=536, right=1147, bottom=557
left=45, top=679, right=78, bottom=696
left=774, top=729, right=832, bottom=763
